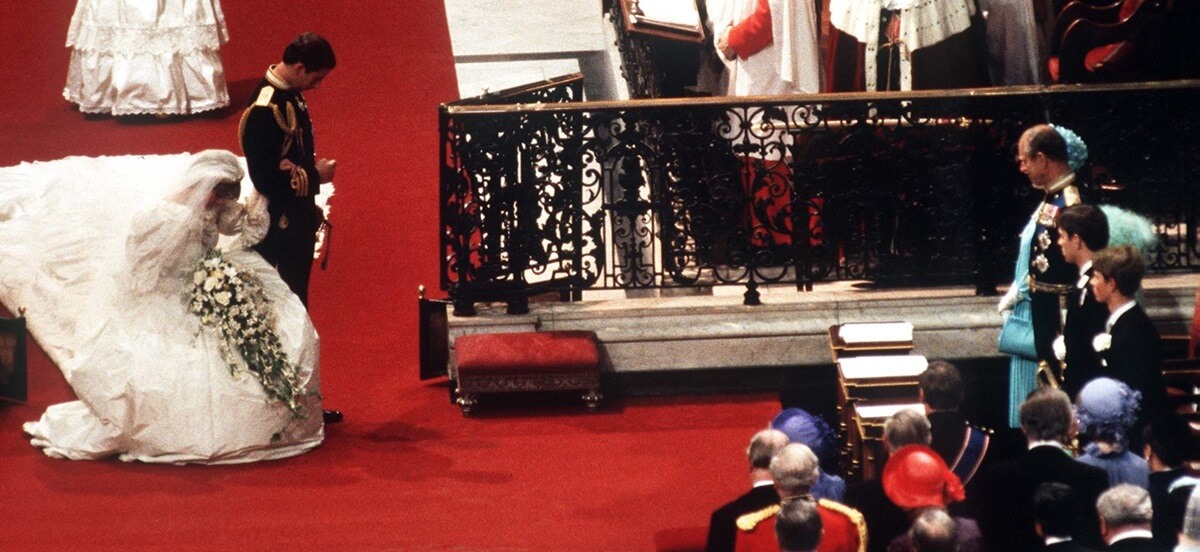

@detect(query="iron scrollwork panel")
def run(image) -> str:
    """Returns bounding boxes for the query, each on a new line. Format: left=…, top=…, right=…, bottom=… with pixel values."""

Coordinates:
left=1047, top=87, right=1200, bottom=270
left=442, top=82, right=1200, bottom=312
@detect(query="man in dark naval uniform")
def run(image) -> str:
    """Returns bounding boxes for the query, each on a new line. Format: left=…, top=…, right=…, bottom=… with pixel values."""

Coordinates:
left=1016, top=124, right=1086, bottom=383
left=238, top=32, right=336, bottom=308
left=239, top=32, right=340, bottom=423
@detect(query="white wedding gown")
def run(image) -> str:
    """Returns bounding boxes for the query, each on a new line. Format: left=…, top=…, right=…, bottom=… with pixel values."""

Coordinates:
left=63, top=0, right=231, bottom=115
left=0, top=154, right=323, bottom=464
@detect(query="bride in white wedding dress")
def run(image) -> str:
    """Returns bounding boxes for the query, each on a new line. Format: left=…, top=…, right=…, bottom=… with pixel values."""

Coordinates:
left=0, top=150, right=323, bottom=464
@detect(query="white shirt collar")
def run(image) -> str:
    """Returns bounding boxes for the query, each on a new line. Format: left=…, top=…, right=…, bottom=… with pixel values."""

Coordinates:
left=1109, top=528, right=1154, bottom=544
left=1076, top=260, right=1093, bottom=291
left=1044, top=536, right=1072, bottom=545
left=1045, top=172, right=1076, bottom=194
left=1029, top=440, right=1071, bottom=453
left=752, top=480, right=775, bottom=489
left=266, top=65, right=291, bottom=90
left=1106, top=300, right=1137, bottom=332
left=1169, top=476, right=1200, bottom=493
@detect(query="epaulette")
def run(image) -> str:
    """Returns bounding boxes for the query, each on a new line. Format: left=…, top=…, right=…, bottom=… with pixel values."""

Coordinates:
left=253, top=85, right=276, bottom=107
left=818, top=499, right=868, bottom=552
left=735, top=504, right=780, bottom=532
left=237, top=86, right=299, bottom=157
left=1063, top=185, right=1081, bottom=206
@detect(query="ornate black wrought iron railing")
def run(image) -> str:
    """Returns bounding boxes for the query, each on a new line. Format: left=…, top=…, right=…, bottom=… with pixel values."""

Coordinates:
left=440, top=80, right=1200, bottom=315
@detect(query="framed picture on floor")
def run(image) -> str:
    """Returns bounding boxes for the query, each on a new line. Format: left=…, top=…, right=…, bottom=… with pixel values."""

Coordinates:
left=0, top=313, right=27, bottom=404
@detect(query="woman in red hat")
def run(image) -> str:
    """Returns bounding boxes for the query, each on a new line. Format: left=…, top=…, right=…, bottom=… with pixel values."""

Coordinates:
left=881, top=445, right=981, bottom=552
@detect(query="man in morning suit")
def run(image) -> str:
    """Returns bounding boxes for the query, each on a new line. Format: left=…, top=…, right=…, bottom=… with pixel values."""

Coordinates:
left=239, top=32, right=336, bottom=308
left=708, top=429, right=790, bottom=552
left=239, top=32, right=340, bottom=423
left=1053, top=204, right=1110, bottom=399
left=1090, top=245, right=1168, bottom=429
left=1034, top=482, right=1101, bottom=552
left=1017, top=124, right=1088, bottom=383
left=906, top=508, right=961, bottom=552
left=979, top=386, right=1108, bottom=551
left=1143, top=415, right=1198, bottom=547
left=1097, top=484, right=1171, bottom=551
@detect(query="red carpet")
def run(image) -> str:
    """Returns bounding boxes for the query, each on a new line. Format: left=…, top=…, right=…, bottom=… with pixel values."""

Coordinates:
left=0, top=3, right=781, bottom=550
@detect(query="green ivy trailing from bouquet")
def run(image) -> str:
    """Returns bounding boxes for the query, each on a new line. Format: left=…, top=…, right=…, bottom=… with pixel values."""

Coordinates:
left=188, top=249, right=310, bottom=425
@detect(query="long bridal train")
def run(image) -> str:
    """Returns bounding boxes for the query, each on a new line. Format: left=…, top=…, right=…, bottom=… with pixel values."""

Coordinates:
left=0, top=152, right=323, bottom=464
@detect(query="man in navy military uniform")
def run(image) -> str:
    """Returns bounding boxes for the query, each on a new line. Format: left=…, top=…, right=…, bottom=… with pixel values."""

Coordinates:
left=239, top=32, right=340, bottom=423
left=1016, top=124, right=1086, bottom=380
left=239, top=32, right=336, bottom=308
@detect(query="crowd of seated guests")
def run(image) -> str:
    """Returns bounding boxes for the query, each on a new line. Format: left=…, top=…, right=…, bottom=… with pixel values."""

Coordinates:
left=708, top=360, right=1199, bottom=552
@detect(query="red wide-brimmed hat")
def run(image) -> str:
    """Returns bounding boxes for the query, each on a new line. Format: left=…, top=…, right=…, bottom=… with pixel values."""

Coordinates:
left=882, top=445, right=966, bottom=509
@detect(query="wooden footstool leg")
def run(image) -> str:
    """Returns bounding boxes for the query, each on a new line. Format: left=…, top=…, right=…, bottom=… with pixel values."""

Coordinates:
left=582, top=388, right=602, bottom=410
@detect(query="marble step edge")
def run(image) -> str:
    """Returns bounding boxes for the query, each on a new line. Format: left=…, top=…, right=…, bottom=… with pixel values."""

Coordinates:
left=447, top=283, right=1196, bottom=344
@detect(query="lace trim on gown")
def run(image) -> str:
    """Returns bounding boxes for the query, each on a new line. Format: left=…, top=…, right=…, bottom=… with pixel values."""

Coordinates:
left=67, top=23, right=228, bottom=55
left=63, top=0, right=231, bottom=115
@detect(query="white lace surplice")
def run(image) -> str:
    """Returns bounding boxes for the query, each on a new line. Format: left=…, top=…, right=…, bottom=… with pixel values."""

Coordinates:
left=63, top=0, right=230, bottom=116
left=0, top=154, right=322, bottom=464
left=707, top=0, right=822, bottom=96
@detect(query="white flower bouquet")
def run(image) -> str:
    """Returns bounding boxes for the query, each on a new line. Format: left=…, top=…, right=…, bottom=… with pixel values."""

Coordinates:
left=188, top=249, right=310, bottom=422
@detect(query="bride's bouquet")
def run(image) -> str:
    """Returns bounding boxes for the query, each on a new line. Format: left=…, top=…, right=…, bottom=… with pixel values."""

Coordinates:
left=188, top=249, right=309, bottom=422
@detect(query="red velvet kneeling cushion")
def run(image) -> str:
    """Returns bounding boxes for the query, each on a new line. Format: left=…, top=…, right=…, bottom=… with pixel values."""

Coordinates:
left=456, top=331, right=599, bottom=376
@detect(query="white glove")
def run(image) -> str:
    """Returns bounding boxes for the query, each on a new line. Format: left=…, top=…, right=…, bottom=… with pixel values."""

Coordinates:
left=997, top=285, right=1019, bottom=315
left=1052, top=335, right=1066, bottom=361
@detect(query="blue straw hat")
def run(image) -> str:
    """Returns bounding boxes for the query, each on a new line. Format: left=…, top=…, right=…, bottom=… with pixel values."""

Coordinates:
left=1075, top=377, right=1141, bottom=445
left=771, top=408, right=836, bottom=466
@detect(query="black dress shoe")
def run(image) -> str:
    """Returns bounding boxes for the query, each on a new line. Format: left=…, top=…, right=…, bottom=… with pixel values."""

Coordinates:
left=322, top=410, right=343, bottom=424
